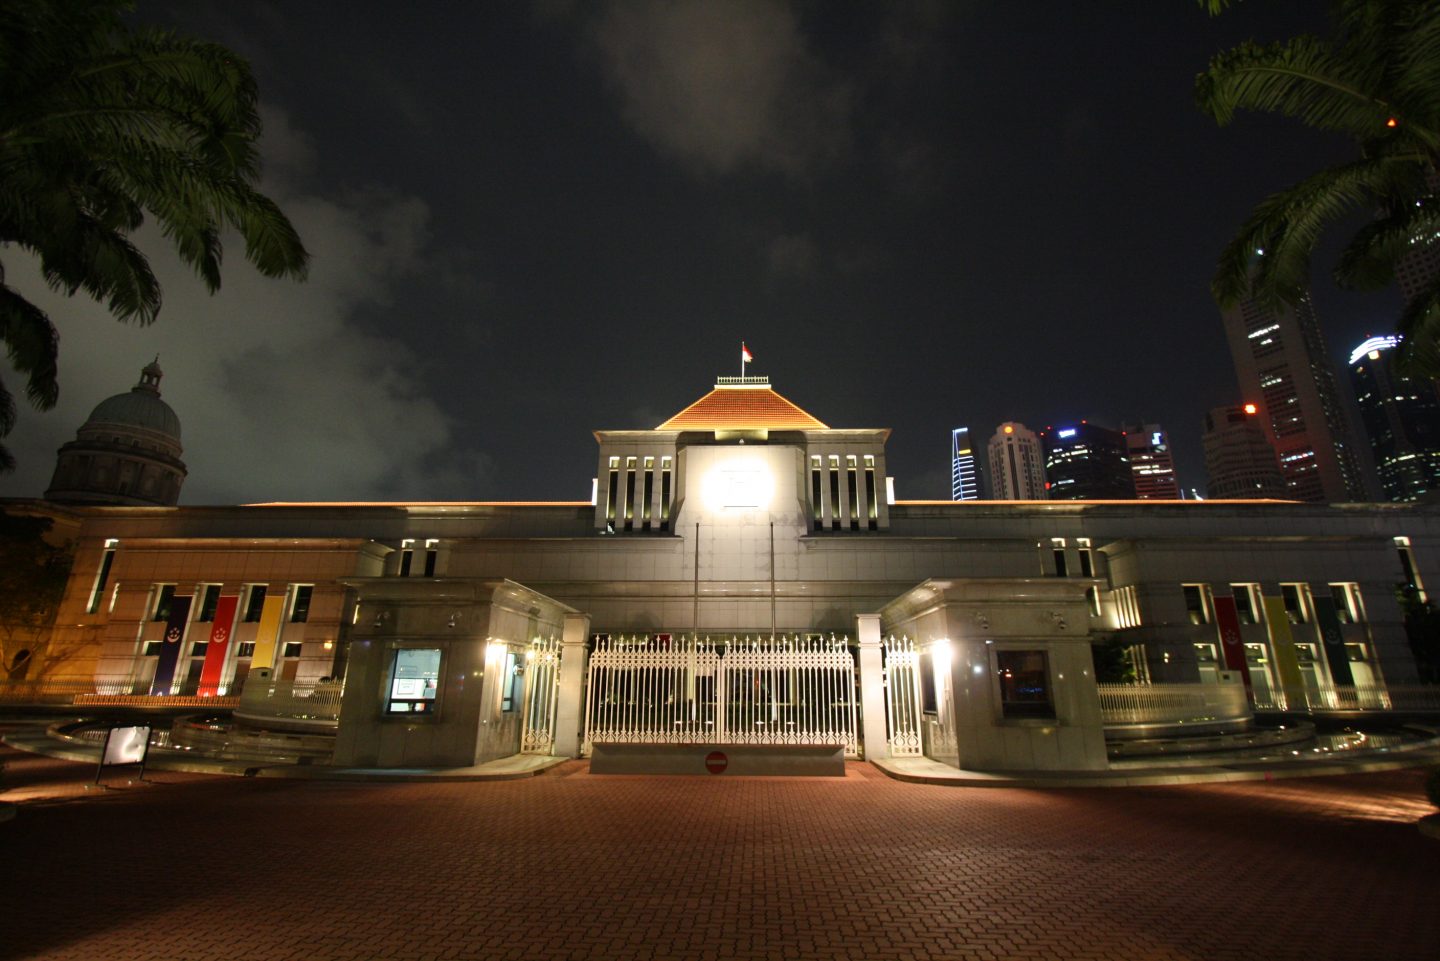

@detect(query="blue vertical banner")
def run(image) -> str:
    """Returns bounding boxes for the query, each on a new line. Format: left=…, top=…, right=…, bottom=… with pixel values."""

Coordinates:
left=150, top=595, right=192, bottom=695
left=1312, top=595, right=1355, bottom=688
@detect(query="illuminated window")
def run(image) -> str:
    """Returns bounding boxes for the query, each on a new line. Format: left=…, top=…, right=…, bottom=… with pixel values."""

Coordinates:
left=87, top=539, right=119, bottom=614
left=1230, top=584, right=1261, bottom=625
left=606, top=457, right=619, bottom=526
left=624, top=456, right=637, bottom=530
left=810, top=456, right=823, bottom=525
left=1396, top=536, right=1424, bottom=597
left=501, top=651, right=521, bottom=712
left=660, top=456, right=673, bottom=530
left=1076, top=537, right=1093, bottom=577
left=385, top=648, right=441, bottom=716
left=1329, top=583, right=1364, bottom=624
left=243, top=585, right=268, bottom=622
left=1280, top=583, right=1310, bottom=624
left=289, top=585, right=313, bottom=623
left=995, top=650, right=1054, bottom=719
left=846, top=455, right=859, bottom=530
left=151, top=585, right=176, bottom=622
left=424, top=539, right=439, bottom=577
left=828, top=455, right=841, bottom=530
left=1051, top=538, right=1067, bottom=577
left=864, top=455, right=878, bottom=529
left=399, top=539, right=415, bottom=576
left=641, top=457, right=654, bottom=527
left=1183, top=584, right=1213, bottom=624
left=197, top=584, right=222, bottom=622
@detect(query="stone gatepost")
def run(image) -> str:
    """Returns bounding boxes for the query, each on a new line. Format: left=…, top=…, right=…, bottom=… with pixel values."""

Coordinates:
left=855, top=613, right=889, bottom=761
left=553, top=612, right=592, bottom=757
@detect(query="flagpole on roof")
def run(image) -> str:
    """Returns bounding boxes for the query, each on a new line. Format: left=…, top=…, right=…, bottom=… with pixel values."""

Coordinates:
left=741, top=341, right=746, bottom=377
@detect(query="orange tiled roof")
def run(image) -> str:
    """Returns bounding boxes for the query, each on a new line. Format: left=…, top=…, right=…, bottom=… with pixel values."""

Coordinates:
left=658, top=385, right=828, bottom=431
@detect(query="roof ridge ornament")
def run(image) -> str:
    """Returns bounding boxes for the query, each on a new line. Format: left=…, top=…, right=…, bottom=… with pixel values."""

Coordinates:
left=715, top=376, right=771, bottom=387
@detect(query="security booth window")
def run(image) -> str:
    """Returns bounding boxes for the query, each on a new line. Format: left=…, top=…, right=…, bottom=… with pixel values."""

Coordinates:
left=386, top=648, right=441, bottom=716
left=996, top=650, right=1054, bottom=719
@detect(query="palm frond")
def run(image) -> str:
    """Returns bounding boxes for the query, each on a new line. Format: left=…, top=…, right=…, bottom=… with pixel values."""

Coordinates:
left=1212, top=155, right=1420, bottom=308
left=1197, top=37, right=1389, bottom=135
left=1335, top=184, right=1440, bottom=290
left=0, top=279, right=60, bottom=411
left=1395, top=279, right=1440, bottom=378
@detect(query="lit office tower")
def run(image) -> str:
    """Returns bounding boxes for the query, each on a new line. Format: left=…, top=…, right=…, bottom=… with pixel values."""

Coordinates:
left=1348, top=335, right=1440, bottom=501
left=950, top=428, right=983, bottom=500
left=1221, top=287, right=1368, bottom=502
left=1202, top=404, right=1287, bottom=499
left=1394, top=172, right=1439, bottom=307
left=986, top=422, right=1046, bottom=500
left=1122, top=423, right=1180, bottom=499
left=1040, top=422, right=1134, bottom=500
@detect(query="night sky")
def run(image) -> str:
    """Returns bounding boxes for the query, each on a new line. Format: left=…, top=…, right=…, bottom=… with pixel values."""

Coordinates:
left=0, top=1, right=1403, bottom=505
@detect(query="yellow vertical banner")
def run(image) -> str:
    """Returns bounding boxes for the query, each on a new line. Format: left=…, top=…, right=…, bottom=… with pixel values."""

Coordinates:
left=250, top=594, right=285, bottom=669
left=1262, top=596, right=1307, bottom=710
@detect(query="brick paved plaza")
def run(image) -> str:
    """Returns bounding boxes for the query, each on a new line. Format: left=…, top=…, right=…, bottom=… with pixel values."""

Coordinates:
left=1, top=741, right=1437, bottom=961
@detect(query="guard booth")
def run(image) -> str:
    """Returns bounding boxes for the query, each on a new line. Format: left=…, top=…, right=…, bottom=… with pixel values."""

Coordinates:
left=332, top=579, right=572, bottom=768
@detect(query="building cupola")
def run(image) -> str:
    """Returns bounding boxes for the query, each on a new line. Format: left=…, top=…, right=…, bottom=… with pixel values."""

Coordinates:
left=44, top=358, right=187, bottom=506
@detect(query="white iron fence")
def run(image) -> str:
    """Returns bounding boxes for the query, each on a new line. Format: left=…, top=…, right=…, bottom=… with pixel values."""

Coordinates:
left=234, top=678, right=343, bottom=725
left=583, top=634, right=858, bottom=757
left=1097, top=681, right=1251, bottom=728
left=883, top=636, right=923, bottom=757
left=521, top=636, right=563, bottom=754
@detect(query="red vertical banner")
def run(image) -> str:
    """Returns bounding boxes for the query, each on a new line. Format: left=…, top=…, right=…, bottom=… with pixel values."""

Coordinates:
left=1212, top=595, right=1253, bottom=697
left=198, top=594, right=239, bottom=697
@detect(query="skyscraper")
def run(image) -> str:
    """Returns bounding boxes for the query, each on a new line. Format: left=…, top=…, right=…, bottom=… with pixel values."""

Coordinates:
left=1122, top=423, right=1180, bottom=499
left=1202, top=404, right=1287, bottom=499
left=950, top=427, right=982, bottom=500
left=1220, top=288, right=1368, bottom=502
left=1040, top=422, right=1133, bottom=500
left=1348, top=335, right=1440, bottom=502
left=986, top=422, right=1046, bottom=500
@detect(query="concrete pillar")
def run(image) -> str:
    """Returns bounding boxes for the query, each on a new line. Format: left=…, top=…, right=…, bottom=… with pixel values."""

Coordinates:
left=553, top=612, right=592, bottom=757
left=856, top=613, right=889, bottom=761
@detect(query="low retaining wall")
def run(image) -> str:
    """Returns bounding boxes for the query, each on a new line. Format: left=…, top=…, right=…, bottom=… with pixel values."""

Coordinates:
left=590, top=743, right=846, bottom=776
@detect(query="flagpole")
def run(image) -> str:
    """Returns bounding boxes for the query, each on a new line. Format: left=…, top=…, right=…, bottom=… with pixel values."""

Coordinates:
left=741, top=342, right=745, bottom=378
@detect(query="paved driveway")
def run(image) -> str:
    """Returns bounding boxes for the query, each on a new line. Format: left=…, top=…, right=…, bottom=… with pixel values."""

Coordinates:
left=1, top=744, right=1436, bottom=961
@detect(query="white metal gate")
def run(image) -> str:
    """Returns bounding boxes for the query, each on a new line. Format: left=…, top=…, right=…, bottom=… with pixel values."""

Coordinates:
left=883, top=635, right=924, bottom=757
left=583, top=634, right=858, bottom=757
left=520, top=636, right=562, bottom=755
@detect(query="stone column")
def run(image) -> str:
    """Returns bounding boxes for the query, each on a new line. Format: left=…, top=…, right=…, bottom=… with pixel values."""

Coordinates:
left=855, top=613, right=889, bottom=761
left=553, top=612, right=592, bottom=757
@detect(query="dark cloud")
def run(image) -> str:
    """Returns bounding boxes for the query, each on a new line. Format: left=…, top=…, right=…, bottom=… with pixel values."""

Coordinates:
left=589, top=0, right=852, bottom=179
left=0, top=108, right=494, bottom=504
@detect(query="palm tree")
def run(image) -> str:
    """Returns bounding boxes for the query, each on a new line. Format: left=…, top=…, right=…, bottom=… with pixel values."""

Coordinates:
left=1194, top=0, right=1440, bottom=373
left=0, top=0, right=308, bottom=470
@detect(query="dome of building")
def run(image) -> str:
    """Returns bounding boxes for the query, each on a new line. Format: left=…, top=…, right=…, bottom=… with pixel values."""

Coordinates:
left=44, top=359, right=187, bottom=507
left=82, top=359, right=182, bottom=440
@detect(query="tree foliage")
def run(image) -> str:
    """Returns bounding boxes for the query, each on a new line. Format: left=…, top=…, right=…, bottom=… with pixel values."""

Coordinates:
left=1090, top=633, right=1139, bottom=685
left=0, top=510, right=73, bottom=679
left=1195, top=0, right=1440, bottom=375
left=0, top=0, right=308, bottom=469
left=1396, top=583, right=1440, bottom=684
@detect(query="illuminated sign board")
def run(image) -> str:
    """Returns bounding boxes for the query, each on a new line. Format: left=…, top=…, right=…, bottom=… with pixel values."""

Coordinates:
left=386, top=648, right=441, bottom=715
left=1056, top=428, right=1076, bottom=439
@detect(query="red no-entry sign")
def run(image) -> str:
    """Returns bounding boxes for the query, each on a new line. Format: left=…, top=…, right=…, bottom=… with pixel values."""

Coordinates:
left=705, top=750, right=728, bottom=774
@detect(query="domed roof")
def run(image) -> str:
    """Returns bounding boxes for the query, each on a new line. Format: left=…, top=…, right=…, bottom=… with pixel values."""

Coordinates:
left=83, top=359, right=181, bottom=441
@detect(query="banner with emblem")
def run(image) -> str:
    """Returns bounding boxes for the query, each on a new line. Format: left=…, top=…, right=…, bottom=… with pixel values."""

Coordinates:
left=198, top=594, right=240, bottom=696
left=249, top=593, right=285, bottom=669
left=1211, top=595, right=1253, bottom=696
left=150, top=595, right=192, bottom=695
left=1312, top=595, right=1355, bottom=688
